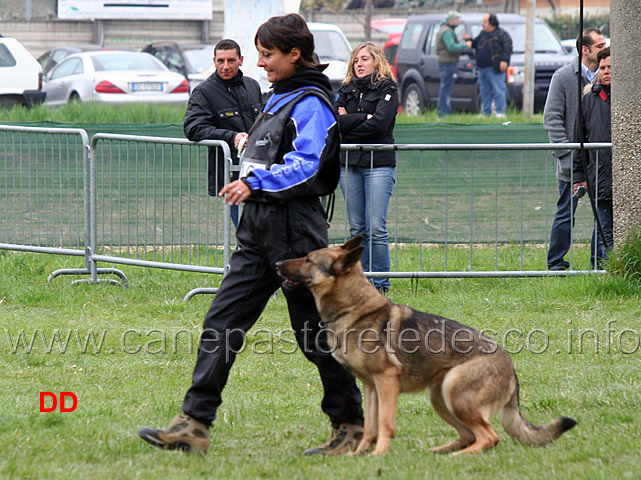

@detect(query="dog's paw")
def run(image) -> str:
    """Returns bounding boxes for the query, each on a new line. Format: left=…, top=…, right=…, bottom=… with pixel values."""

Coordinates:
left=370, top=447, right=390, bottom=456
left=348, top=440, right=373, bottom=456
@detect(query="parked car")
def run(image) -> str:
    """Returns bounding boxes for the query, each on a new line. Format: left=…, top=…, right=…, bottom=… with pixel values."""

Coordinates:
left=42, top=50, right=189, bottom=106
left=308, top=22, right=353, bottom=93
left=371, top=18, right=407, bottom=79
left=37, top=45, right=103, bottom=75
left=396, top=13, right=575, bottom=114
left=142, top=42, right=215, bottom=92
left=0, top=36, right=46, bottom=108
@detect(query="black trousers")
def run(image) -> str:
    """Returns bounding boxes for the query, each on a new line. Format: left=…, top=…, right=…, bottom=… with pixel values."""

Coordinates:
left=182, top=198, right=363, bottom=427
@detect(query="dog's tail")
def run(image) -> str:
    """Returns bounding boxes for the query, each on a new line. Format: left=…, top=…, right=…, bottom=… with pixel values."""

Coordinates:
left=500, top=377, right=577, bottom=447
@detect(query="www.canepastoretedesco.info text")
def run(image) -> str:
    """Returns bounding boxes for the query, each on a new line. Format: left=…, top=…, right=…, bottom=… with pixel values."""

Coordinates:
left=2, top=321, right=640, bottom=356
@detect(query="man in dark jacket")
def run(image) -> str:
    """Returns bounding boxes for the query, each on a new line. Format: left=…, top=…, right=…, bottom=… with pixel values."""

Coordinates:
left=468, top=14, right=512, bottom=117
left=183, top=39, right=262, bottom=226
left=573, top=47, right=612, bottom=268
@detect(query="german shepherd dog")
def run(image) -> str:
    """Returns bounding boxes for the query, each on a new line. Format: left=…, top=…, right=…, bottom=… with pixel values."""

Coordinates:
left=275, top=237, right=576, bottom=456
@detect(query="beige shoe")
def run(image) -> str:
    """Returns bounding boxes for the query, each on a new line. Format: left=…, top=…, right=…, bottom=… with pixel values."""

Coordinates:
left=303, top=422, right=364, bottom=456
left=138, top=413, right=210, bottom=454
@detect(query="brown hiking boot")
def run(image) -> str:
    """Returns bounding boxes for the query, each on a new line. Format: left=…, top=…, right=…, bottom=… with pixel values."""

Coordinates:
left=303, top=423, right=364, bottom=456
left=138, top=413, right=210, bottom=454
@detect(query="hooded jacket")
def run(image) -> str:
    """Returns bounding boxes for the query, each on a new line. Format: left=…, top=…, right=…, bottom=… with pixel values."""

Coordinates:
left=241, top=67, right=340, bottom=203
left=334, top=75, right=399, bottom=168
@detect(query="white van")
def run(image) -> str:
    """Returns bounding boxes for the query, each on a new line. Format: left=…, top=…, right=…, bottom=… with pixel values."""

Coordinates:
left=216, top=22, right=351, bottom=98
left=0, top=36, right=46, bottom=107
left=308, top=22, right=353, bottom=94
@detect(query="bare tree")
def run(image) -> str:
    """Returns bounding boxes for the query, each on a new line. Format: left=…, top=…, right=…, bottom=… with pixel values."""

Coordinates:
left=364, top=0, right=372, bottom=42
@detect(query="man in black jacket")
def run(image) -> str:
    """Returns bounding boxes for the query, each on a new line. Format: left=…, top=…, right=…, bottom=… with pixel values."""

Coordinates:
left=573, top=47, right=612, bottom=268
left=184, top=39, right=262, bottom=226
left=467, top=14, right=512, bottom=117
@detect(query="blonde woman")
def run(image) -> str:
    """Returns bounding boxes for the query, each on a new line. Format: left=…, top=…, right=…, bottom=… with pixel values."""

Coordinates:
left=335, top=42, right=399, bottom=294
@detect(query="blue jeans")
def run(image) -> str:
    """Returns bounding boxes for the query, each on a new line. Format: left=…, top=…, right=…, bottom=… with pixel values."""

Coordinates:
left=478, top=67, right=507, bottom=115
left=230, top=205, right=239, bottom=228
left=590, top=199, right=613, bottom=268
left=547, top=180, right=579, bottom=269
left=438, top=62, right=458, bottom=117
left=340, top=165, right=395, bottom=290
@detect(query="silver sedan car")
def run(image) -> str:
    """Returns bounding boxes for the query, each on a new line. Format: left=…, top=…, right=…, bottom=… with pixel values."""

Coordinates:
left=42, top=50, right=189, bottom=106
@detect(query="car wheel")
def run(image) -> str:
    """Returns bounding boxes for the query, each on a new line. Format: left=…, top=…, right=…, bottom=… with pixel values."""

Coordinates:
left=69, top=92, right=81, bottom=104
left=402, top=83, right=424, bottom=116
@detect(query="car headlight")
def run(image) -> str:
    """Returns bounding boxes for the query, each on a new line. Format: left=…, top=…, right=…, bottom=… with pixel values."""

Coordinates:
left=506, top=66, right=525, bottom=84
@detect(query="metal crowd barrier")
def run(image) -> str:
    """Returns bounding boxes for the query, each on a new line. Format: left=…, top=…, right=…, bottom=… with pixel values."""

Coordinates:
left=0, top=125, right=120, bottom=284
left=88, top=134, right=233, bottom=299
left=0, top=126, right=233, bottom=298
left=1, top=124, right=610, bottom=300
left=335, top=142, right=610, bottom=278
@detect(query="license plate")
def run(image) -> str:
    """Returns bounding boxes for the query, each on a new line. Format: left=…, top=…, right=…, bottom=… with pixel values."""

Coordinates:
left=132, top=82, right=163, bottom=92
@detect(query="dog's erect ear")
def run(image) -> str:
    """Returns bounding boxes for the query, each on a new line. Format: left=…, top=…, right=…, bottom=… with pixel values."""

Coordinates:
left=341, top=235, right=364, bottom=251
left=333, top=246, right=364, bottom=274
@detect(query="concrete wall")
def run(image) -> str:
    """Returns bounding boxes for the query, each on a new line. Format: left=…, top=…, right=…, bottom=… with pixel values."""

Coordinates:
left=0, top=0, right=225, bottom=56
left=611, top=0, right=641, bottom=245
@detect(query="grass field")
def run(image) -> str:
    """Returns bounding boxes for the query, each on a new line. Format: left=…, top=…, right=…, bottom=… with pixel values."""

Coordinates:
left=1, top=248, right=640, bottom=479
left=2, top=103, right=633, bottom=478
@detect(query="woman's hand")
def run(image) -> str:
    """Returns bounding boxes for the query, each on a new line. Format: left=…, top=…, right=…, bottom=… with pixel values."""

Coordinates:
left=220, top=179, right=252, bottom=205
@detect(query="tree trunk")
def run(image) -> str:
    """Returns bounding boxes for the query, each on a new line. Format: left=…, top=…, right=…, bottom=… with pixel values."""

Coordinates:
left=364, top=0, right=372, bottom=42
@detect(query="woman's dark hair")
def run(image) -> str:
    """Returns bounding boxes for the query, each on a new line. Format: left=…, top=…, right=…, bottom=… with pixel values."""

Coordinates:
left=597, top=47, right=610, bottom=63
left=488, top=14, right=499, bottom=28
left=254, top=13, right=316, bottom=69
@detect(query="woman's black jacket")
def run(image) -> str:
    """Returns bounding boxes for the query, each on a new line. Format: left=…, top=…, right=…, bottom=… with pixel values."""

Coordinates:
left=572, top=83, right=612, bottom=200
left=334, top=76, right=399, bottom=168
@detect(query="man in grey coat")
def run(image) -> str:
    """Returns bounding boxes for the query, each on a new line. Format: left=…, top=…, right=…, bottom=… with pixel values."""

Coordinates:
left=543, top=28, right=606, bottom=270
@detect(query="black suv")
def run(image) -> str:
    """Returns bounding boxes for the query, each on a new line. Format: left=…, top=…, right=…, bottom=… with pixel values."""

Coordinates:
left=396, top=13, right=574, bottom=114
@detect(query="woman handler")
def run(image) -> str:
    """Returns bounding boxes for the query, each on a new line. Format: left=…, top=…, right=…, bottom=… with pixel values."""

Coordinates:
left=138, top=13, right=364, bottom=456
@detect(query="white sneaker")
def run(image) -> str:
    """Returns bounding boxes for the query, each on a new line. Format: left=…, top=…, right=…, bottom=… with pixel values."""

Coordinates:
left=495, top=113, right=506, bottom=119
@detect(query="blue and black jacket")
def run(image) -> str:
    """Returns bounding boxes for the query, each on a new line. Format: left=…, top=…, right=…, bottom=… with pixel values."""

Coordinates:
left=241, top=68, right=340, bottom=203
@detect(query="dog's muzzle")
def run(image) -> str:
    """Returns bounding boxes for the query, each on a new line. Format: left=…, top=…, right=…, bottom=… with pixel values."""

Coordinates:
left=274, top=261, right=299, bottom=290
